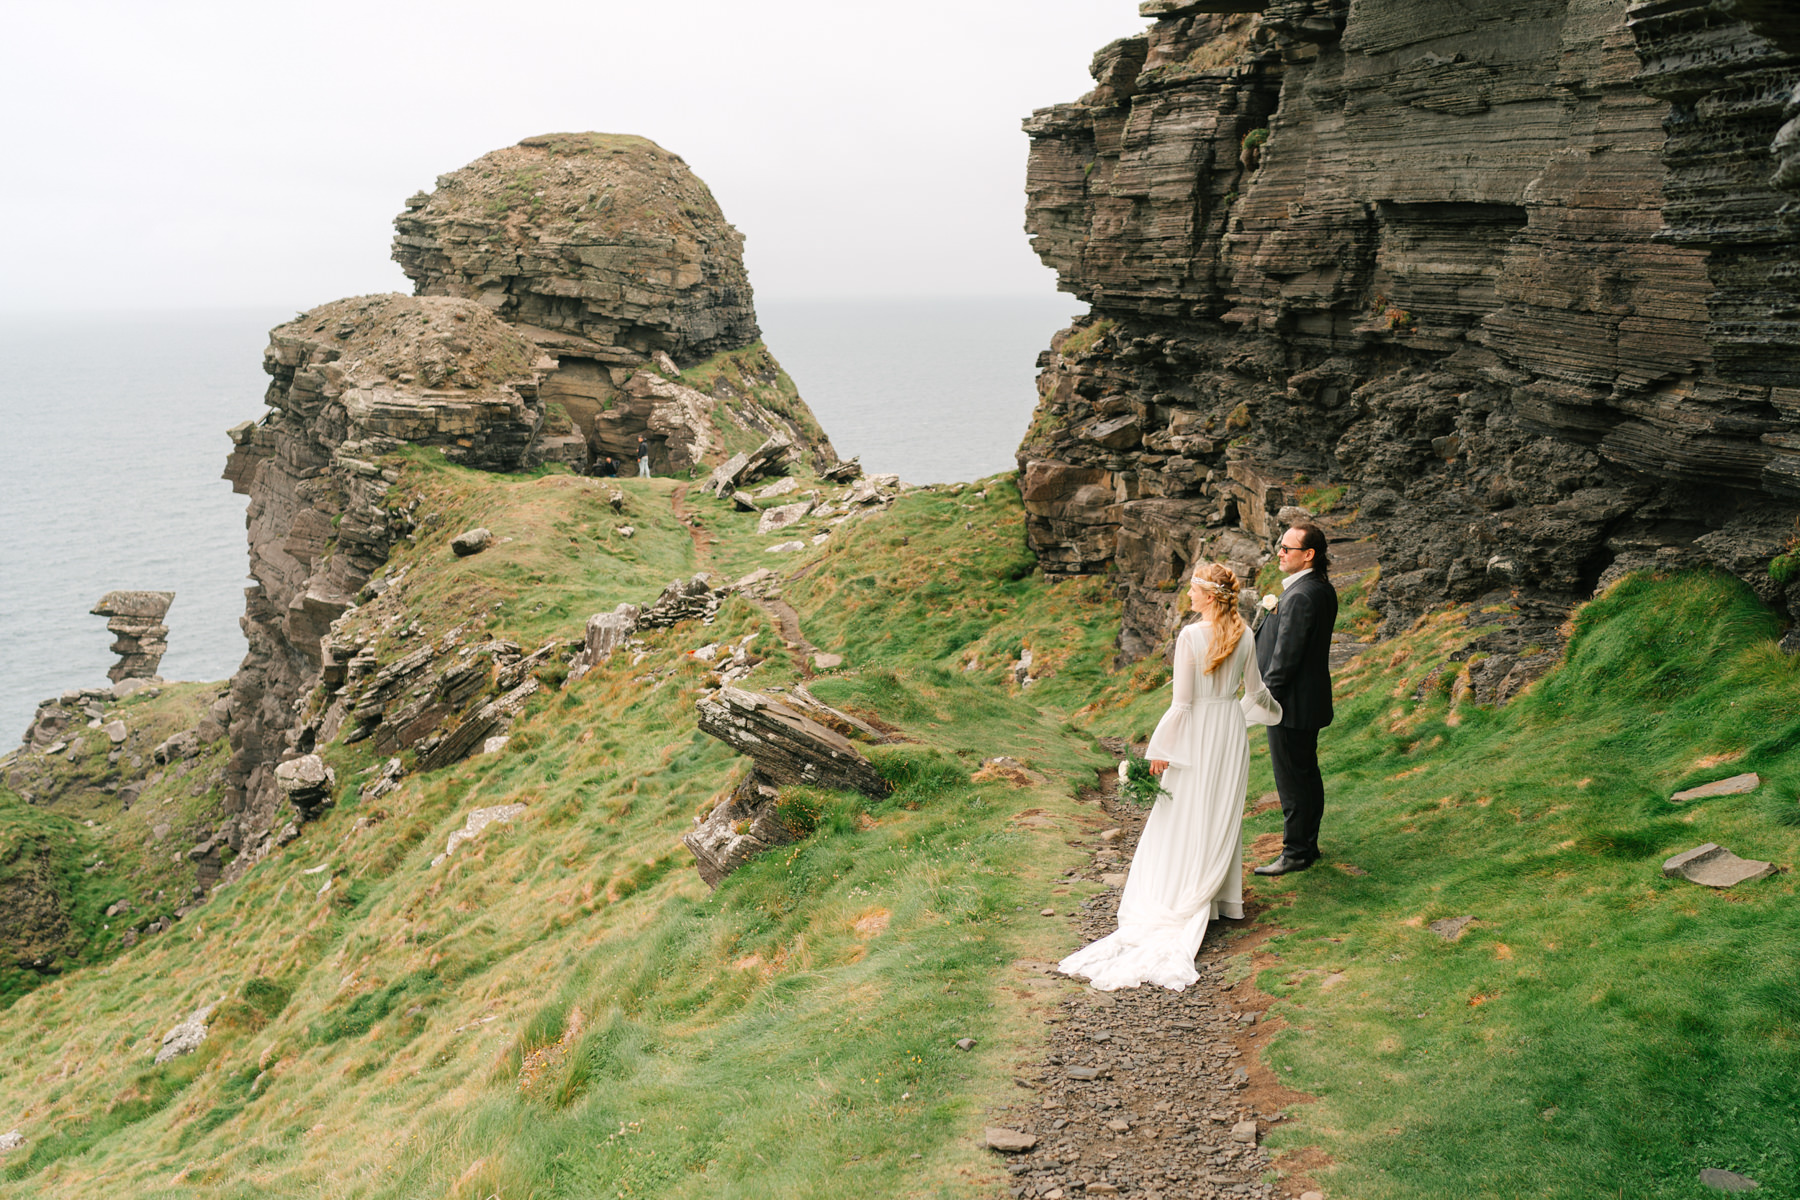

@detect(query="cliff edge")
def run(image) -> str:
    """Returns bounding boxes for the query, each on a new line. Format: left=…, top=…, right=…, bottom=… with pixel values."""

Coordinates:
left=213, top=136, right=837, bottom=867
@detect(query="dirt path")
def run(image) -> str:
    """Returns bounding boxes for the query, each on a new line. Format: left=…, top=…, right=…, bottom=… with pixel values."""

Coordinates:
left=668, top=483, right=714, bottom=566
left=986, top=756, right=1323, bottom=1200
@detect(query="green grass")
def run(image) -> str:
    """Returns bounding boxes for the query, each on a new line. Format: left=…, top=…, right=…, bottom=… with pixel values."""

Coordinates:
left=1232, top=572, right=1800, bottom=1199
left=2, top=443, right=1795, bottom=1200
left=0, top=459, right=1112, bottom=1198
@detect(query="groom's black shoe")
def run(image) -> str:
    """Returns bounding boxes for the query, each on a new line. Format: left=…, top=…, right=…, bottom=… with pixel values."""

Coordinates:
left=1253, top=855, right=1315, bottom=876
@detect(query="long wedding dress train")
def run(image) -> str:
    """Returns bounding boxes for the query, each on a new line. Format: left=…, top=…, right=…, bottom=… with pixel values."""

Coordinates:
left=1058, top=622, right=1282, bottom=991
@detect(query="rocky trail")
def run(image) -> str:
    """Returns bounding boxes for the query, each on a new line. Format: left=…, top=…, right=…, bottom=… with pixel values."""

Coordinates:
left=984, top=755, right=1323, bottom=1200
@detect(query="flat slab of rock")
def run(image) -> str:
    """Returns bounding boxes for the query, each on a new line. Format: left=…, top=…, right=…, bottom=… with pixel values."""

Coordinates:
left=696, top=687, right=889, bottom=798
left=756, top=500, right=813, bottom=535
left=154, top=1004, right=213, bottom=1063
left=1662, top=844, right=1777, bottom=888
left=1699, top=1168, right=1760, bottom=1192
left=985, top=1127, right=1038, bottom=1152
left=433, top=803, right=528, bottom=866
left=1671, top=773, right=1760, bottom=803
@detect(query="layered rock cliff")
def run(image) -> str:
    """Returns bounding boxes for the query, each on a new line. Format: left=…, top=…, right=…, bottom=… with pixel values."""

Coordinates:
left=1018, top=0, right=1800, bottom=661
left=213, top=135, right=836, bottom=866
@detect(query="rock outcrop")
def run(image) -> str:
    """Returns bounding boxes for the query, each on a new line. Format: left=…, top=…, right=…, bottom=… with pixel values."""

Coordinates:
left=686, top=687, right=891, bottom=885
left=214, top=137, right=839, bottom=866
left=393, top=132, right=758, bottom=365
left=90, top=591, right=173, bottom=683
left=1018, top=1, right=1800, bottom=661
left=217, top=294, right=544, bottom=857
left=394, top=134, right=836, bottom=475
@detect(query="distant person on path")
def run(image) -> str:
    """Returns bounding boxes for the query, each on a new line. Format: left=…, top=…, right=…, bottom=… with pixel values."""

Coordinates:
left=1058, top=563, right=1283, bottom=991
left=596, top=454, right=618, bottom=478
left=637, top=436, right=651, bottom=478
left=1251, top=521, right=1338, bottom=876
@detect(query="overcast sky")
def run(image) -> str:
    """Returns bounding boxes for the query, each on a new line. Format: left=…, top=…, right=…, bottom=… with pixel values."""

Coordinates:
left=1, top=1, right=1141, bottom=313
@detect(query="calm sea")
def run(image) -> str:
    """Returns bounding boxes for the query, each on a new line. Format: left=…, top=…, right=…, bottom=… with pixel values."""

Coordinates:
left=0, top=294, right=1081, bottom=740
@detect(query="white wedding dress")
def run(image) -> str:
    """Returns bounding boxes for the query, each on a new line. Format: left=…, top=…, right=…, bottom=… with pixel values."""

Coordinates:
left=1059, top=621, right=1283, bottom=991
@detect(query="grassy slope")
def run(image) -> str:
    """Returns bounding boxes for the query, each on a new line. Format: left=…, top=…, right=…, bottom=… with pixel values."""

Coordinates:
left=1237, top=574, right=1800, bottom=1199
left=0, top=454, right=1795, bottom=1199
left=0, top=682, right=232, bottom=1005
left=0, top=462, right=1115, bottom=1198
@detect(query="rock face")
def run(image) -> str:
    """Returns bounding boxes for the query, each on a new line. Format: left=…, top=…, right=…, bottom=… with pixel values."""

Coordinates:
left=1018, top=2, right=1800, bottom=661
left=217, top=294, right=543, bottom=858
left=90, top=591, right=173, bottom=683
left=214, top=137, right=839, bottom=868
left=393, top=132, right=758, bottom=364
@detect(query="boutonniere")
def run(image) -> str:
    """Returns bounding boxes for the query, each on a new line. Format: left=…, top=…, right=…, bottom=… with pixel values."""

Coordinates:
left=1253, top=592, right=1277, bottom=631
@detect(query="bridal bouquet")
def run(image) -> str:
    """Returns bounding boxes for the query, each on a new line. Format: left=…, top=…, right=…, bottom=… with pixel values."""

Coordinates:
left=1117, top=756, right=1170, bottom=808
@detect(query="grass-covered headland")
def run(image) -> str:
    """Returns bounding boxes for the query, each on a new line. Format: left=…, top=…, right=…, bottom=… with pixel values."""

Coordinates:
left=0, top=453, right=1793, bottom=1199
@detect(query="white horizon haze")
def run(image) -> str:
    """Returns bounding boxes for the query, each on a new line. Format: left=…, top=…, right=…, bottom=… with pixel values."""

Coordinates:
left=1, top=0, right=1141, bottom=315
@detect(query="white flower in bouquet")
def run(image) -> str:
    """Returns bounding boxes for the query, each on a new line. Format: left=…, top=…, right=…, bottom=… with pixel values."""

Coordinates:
left=1117, top=760, right=1131, bottom=783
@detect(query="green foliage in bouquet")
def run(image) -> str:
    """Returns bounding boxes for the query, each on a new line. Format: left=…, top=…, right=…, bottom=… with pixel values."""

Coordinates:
left=1118, top=755, right=1170, bottom=808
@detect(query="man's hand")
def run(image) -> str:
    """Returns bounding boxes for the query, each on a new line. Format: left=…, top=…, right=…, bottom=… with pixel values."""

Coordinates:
left=1149, top=759, right=1169, bottom=776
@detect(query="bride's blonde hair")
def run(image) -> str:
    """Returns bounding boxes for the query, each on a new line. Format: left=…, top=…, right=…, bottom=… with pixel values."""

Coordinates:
left=1191, top=562, right=1246, bottom=674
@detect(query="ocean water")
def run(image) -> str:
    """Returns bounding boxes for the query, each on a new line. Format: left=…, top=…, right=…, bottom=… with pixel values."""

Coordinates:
left=0, top=295, right=1082, bottom=741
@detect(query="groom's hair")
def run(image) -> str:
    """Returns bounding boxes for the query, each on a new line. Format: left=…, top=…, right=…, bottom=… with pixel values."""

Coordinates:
left=1290, top=521, right=1330, bottom=576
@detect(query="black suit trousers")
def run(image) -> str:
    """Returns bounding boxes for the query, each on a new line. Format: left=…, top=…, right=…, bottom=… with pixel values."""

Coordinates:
left=1267, top=725, right=1324, bottom=861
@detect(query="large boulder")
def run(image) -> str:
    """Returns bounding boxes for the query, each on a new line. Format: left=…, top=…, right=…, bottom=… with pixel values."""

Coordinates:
left=273, top=754, right=337, bottom=822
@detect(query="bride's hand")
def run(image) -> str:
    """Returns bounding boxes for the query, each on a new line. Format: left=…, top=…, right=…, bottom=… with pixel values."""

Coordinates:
left=1149, top=759, right=1169, bottom=776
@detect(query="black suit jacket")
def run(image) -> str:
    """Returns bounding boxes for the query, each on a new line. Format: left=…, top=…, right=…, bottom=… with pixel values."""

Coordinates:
left=1254, top=571, right=1338, bottom=730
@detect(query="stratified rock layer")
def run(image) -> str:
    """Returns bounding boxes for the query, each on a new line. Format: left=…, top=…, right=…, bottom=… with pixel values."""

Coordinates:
left=1018, top=1, right=1800, bottom=661
left=393, top=133, right=758, bottom=364
left=217, top=294, right=547, bottom=858
left=90, top=591, right=173, bottom=683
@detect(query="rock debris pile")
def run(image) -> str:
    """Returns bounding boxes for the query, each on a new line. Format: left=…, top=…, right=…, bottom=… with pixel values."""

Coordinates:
left=686, top=685, right=891, bottom=886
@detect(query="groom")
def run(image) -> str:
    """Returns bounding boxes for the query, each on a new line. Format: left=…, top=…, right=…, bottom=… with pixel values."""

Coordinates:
left=1252, top=522, right=1337, bottom=876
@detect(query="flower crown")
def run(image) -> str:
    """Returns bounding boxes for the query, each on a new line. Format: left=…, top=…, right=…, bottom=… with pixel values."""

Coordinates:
left=1192, top=576, right=1238, bottom=601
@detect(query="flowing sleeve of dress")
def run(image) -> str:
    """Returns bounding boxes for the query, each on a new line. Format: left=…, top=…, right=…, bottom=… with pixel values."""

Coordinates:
left=1240, top=632, right=1284, bottom=728
left=1144, top=625, right=1197, bottom=768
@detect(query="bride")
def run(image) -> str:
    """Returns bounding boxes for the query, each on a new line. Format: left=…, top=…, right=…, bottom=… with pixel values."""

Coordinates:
left=1059, top=563, right=1283, bottom=991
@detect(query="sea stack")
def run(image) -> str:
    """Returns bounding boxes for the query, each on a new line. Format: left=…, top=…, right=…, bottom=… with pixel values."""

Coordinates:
left=90, top=591, right=173, bottom=683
